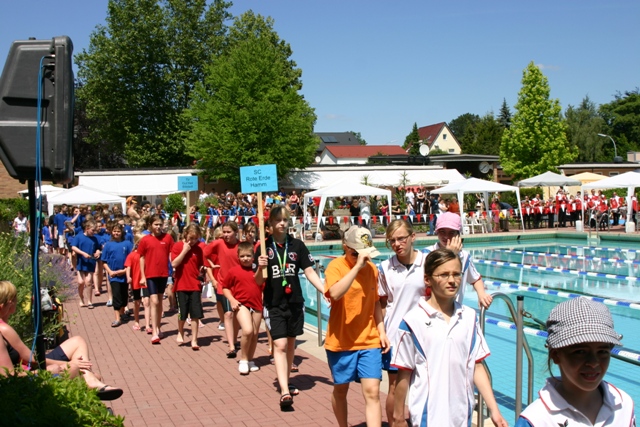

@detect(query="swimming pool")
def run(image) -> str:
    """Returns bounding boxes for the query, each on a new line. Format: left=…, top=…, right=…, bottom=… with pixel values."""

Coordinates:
left=299, top=235, right=640, bottom=424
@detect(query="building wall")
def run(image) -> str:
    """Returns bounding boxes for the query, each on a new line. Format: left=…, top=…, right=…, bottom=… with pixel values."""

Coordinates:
left=424, top=127, right=461, bottom=154
left=0, top=165, right=30, bottom=199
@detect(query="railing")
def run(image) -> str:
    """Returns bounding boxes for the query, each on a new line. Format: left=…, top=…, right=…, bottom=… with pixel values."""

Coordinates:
left=478, top=294, right=534, bottom=426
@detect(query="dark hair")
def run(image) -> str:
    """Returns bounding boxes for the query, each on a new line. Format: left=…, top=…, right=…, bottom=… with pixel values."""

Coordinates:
left=237, top=241, right=254, bottom=254
left=110, top=223, right=124, bottom=241
left=424, top=248, right=460, bottom=277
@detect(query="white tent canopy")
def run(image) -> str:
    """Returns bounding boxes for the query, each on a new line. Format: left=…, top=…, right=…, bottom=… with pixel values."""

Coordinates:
left=287, top=168, right=465, bottom=189
left=303, top=180, right=392, bottom=238
left=47, top=185, right=127, bottom=215
left=582, top=171, right=640, bottom=223
left=517, top=171, right=581, bottom=187
left=18, top=185, right=66, bottom=198
left=78, top=173, right=194, bottom=196
left=431, top=177, right=525, bottom=231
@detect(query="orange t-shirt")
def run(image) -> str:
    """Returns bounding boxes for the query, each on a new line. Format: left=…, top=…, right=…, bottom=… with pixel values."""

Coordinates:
left=324, top=256, right=380, bottom=352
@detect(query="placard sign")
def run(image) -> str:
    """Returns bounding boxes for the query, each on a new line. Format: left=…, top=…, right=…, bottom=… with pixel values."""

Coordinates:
left=240, top=164, right=278, bottom=193
left=178, top=176, right=198, bottom=192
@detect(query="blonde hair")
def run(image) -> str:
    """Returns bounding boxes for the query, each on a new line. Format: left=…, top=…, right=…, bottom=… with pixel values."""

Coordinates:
left=0, top=281, right=17, bottom=306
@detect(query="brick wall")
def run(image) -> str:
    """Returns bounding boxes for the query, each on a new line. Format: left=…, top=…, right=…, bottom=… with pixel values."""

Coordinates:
left=0, top=164, right=28, bottom=199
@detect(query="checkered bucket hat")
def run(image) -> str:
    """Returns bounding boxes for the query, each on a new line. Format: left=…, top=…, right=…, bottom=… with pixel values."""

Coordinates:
left=546, top=297, right=622, bottom=349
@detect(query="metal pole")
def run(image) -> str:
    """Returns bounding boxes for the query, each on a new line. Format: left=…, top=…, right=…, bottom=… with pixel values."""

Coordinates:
left=515, top=295, right=524, bottom=417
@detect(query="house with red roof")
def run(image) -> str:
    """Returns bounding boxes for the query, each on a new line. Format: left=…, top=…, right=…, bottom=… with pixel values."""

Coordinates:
left=319, top=145, right=408, bottom=165
left=416, top=122, right=462, bottom=154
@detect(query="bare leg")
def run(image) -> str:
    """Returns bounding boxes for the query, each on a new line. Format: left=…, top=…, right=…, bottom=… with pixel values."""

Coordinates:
left=133, top=300, right=141, bottom=328
left=176, top=319, right=185, bottom=343
left=191, top=317, right=199, bottom=348
left=224, top=310, right=236, bottom=352
left=273, top=337, right=296, bottom=397
left=248, top=311, right=262, bottom=360
left=385, top=371, right=398, bottom=424
left=149, top=294, right=161, bottom=338
left=360, top=378, right=382, bottom=427
left=236, top=306, right=253, bottom=362
left=77, top=272, right=85, bottom=306
left=142, top=296, right=151, bottom=331
left=58, top=336, right=90, bottom=361
left=331, top=383, right=350, bottom=427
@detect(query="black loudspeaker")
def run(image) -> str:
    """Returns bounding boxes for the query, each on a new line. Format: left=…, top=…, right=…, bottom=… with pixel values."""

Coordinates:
left=0, top=36, right=74, bottom=183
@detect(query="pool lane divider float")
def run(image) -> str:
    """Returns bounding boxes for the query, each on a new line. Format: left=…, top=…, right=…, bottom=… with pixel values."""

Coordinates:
left=484, top=317, right=640, bottom=363
left=475, top=259, right=640, bottom=282
left=486, top=248, right=640, bottom=265
left=560, top=244, right=639, bottom=255
left=483, top=280, right=640, bottom=310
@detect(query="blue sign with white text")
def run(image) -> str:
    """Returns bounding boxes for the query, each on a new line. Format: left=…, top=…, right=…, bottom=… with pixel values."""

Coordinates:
left=240, top=164, right=278, bottom=193
left=177, top=176, right=198, bottom=192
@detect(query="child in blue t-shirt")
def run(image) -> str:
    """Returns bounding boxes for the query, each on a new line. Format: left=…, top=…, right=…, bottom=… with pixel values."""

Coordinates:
left=102, top=223, right=133, bottom=327
left=71, top=220, right=101, bottom=309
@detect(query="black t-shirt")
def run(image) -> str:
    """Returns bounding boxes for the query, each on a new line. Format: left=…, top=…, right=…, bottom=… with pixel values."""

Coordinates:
left=256, top=235, right=315, bottom=308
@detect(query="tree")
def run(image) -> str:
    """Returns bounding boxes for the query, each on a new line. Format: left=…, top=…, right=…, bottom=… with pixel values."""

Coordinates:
left=564, top=96, right=606, bottom=162
left=462, top=113, right=503, bottom=155
left=598, top=88, right=640, bottom=158
left=500, top=62, right=577, bottom=180
left=498, top=98, right=512, bottom=129
left=184, top=11, right=318, bottom=186
left=448, top=113, right=480, bottom=149
left=349, top=131, right=367, bottom=145
left=403, top=122, right=420, bottom=155
left=75, top=0, right=231, bottom=167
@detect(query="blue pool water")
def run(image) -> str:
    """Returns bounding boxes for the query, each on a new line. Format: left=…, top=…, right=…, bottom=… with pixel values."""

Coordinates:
left=299, top=237, right=640, bottom=424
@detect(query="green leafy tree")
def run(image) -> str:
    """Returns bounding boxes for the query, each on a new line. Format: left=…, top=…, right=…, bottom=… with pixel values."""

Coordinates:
left=462, top=113, right=503, bottom=155
left=184, top=11, right=318, bottom=186
left=403, top=122, right=420, bottom=155
left=498, top=98, right=512, bottom=129
left=598, top=89, right=640, bottom=159
left=349, top=131, right=367, bottom=145
left=76, top=0, right=231, bottom=167
left=565, top=96, right=606, bottom=162
left=500, top=62, right=577, bottom=179
left=448, top=113, right=480, bottom=148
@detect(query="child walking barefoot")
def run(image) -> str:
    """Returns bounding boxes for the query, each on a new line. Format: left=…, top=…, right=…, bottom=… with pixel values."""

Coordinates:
left=516, top=298, right=635, bottom=426
left=125, top=234, right=150, bottom=332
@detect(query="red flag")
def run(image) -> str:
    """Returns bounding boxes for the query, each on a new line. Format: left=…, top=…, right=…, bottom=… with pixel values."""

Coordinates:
left=372, top=216, right=377, bottom=224
left=417, top=214, right=421, bottom=222
left=343, top=216, right=349, bottom=224
left=329, top=217, right=334, bottom=225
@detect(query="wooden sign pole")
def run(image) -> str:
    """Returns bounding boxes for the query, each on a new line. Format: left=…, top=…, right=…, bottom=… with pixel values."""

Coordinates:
left=257, top=191, right=267, bottom=275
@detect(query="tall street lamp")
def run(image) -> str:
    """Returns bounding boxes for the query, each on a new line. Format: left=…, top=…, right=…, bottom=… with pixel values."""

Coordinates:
left=597, top=133, right=623, bottom=163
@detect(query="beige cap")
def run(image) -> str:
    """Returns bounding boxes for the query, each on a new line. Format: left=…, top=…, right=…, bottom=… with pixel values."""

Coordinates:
left=344, top=226, right=380, bottom=258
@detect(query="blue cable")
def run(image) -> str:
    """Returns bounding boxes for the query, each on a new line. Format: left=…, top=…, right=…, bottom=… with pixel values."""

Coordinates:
left=29, top=56, right=47, bottom=368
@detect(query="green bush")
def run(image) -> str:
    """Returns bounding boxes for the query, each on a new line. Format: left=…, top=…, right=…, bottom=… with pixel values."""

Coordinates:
left=0, top=369, right=124, bottom=426
left=0, top=232, right=73, bottom=348
left=164, top=193, right=185, bottom=215
left=0, top=198, right=30, bottom=233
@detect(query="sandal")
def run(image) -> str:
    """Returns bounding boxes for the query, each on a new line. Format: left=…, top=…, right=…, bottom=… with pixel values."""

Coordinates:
left=87, top=304, right=94, bottom=309
left=290, top=363, right=299, bottom=373
left=226, top=349, right=237, bottom=359
left=288, top=384, right=300, bottom=396
left=146, top=327, right=153, bottom=335
left=279, top=393, right=293, bottom=409
left=111, top=321, right=121, bottom=328
left=132, top=325, right=141, bottom=331
left=96, top=385, right=123, bottom=401
left=151, top=336, right=161, bottom=344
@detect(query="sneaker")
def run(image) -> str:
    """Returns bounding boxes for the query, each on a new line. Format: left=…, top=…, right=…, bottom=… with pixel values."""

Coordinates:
left=218, top=323, right=225, bottom=331
left=238, top=360, right=249, bottom=375
left=106, top=300, right=112, bottom=307
left=248, top=361, right=260, bottom=372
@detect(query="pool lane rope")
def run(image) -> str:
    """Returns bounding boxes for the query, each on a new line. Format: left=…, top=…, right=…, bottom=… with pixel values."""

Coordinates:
left=485, top=248, right=640, bottom=265
left=483, top=280, right=640, bottom=310
left=474, top=258, right=640, bottom=282
left=560, top=244, right=639, bottom=255
left=484, top=317, right=640, bottom=363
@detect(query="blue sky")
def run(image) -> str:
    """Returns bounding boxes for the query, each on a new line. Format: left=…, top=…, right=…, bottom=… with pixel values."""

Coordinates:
left=1, top=1, right=638, bottom=146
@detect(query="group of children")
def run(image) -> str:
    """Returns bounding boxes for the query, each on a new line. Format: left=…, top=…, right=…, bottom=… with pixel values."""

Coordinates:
left=322, top=212, right=635, bottom=427
left=43, top=200, right=636, bottom=425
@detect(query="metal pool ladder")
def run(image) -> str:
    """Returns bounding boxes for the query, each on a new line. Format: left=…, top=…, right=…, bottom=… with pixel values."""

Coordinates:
left=478, top=294, right=534, bottom=426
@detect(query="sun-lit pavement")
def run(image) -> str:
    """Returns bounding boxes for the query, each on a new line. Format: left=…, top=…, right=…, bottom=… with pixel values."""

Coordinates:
left=66, top=292, right=384, bottom=427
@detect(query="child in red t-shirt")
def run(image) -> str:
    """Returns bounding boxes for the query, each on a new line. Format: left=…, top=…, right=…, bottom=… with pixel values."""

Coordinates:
left=171, top=224, right=205, bottom=350
left=223, top=241, right=267, bottom=375
left=125, top=234, right=150, bottom=333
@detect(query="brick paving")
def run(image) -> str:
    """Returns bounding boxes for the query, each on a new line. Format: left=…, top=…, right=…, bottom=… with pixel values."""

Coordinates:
left=66, top=292, right=386, bottom=427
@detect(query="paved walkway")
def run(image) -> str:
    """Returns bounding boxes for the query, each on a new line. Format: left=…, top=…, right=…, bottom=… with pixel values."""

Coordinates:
left=66, top=293, right=386, bottom=427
